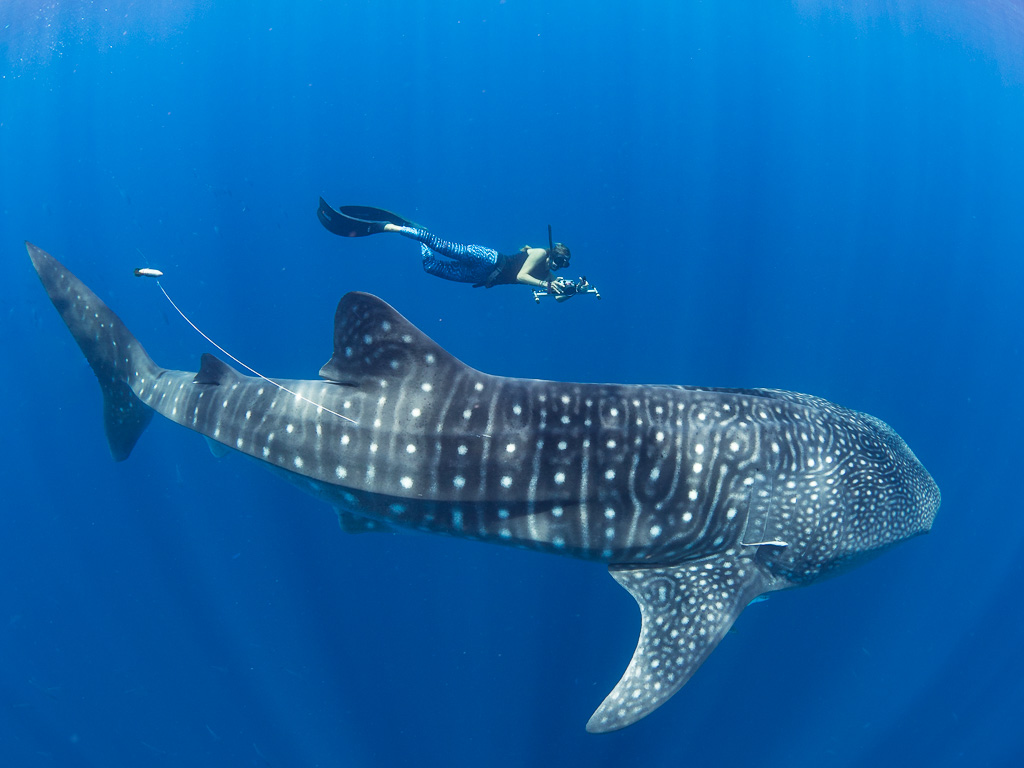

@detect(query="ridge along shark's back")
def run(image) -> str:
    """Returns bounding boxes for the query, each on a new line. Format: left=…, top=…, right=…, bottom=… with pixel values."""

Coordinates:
left=26, top=242, right=940, bottom=732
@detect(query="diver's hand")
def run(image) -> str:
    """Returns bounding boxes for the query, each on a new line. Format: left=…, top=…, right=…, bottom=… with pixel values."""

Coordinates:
left=552, top=278, right=580, bottom=302
left=547, top=277, right=575, bottom=295
left=556, top=277, right=580, bottom=295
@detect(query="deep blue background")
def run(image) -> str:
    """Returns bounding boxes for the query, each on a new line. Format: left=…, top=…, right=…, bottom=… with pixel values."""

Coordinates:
left=2, top=1, right=1023, bottom=766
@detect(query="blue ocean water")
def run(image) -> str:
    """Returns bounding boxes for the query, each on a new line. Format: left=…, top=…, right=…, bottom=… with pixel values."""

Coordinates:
left=2, top=1, right=1023, bottom=765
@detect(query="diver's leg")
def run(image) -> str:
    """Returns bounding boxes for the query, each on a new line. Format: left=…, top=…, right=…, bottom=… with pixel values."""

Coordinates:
left=389, top=226, right=491, bottom=260
left=421, top=244, right=476, bottom=282
left=394, top=226, right=498, bottom=282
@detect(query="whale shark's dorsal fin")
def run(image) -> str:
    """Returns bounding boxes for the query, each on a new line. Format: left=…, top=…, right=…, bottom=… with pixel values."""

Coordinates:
left=587, top=556, right=773, bottom=733
left=319, top=291, right=473, bottom=386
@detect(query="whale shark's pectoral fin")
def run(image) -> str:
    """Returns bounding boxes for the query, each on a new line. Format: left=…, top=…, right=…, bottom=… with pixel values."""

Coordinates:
left=587, top=555, right=772, bottom=733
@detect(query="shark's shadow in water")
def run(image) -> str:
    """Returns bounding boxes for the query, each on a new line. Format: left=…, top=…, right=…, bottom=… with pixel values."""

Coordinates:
left=26, top=242, right=940, bottom=732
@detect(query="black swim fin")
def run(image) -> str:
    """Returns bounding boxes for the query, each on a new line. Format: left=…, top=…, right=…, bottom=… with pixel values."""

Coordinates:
left=317, top=198, right=418, bottom=237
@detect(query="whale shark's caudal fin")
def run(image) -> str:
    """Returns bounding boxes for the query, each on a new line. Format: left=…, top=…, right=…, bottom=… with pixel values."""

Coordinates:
left=27, top=242, right=160, bottom=461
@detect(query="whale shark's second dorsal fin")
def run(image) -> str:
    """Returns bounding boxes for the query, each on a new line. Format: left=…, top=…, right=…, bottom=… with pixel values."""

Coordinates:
left=319, top=292, right=475, bottom=387
left=194, top=353, right=242, bottom=386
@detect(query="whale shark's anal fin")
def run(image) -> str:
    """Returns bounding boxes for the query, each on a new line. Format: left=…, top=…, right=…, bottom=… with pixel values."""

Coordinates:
left=334, top=508, right=399, bottom=534
left=204, top=436, right=231, bottom=458
left=587, top=556, right=772, bottom=733
left=26, top=242, right=160, bottom=462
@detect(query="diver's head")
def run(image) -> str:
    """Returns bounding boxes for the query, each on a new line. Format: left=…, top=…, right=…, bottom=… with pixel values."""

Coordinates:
left=549, top=242, right=571, bottom=271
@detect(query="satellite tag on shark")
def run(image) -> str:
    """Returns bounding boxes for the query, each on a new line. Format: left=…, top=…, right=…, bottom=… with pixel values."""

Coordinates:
left=26, top=242, right=940, bottom=732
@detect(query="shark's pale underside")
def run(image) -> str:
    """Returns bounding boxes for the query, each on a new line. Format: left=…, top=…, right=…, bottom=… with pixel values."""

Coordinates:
left=27, top=242, right=941, bottom=732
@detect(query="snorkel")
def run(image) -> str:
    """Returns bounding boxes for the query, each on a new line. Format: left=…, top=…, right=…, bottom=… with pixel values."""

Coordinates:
left=547, top=224, right=570, bottom=270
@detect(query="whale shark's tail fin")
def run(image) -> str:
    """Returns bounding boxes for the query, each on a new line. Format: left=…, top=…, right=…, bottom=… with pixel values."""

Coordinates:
left=27, top=242, right=160, bottom=461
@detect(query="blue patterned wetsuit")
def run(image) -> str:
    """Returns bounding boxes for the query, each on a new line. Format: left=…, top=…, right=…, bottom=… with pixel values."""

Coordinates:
left=394, top=226, right=502, bottom=284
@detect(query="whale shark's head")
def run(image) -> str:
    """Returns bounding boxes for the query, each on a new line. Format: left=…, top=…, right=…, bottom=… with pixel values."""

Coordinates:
left=754, top=399, right=941, bottom=587
left=828, top=412, right=940, bottom=572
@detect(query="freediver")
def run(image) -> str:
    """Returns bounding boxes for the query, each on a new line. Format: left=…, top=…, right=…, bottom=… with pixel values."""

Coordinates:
left=317, top=198, right=588, bottom=301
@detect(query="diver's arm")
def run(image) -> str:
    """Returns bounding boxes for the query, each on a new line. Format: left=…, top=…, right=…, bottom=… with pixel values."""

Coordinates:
left=517, top=248, right=557, bottom=290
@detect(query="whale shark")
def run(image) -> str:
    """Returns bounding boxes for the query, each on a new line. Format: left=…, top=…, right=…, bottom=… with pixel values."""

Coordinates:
left=26, top=242, right=941, bottom=732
